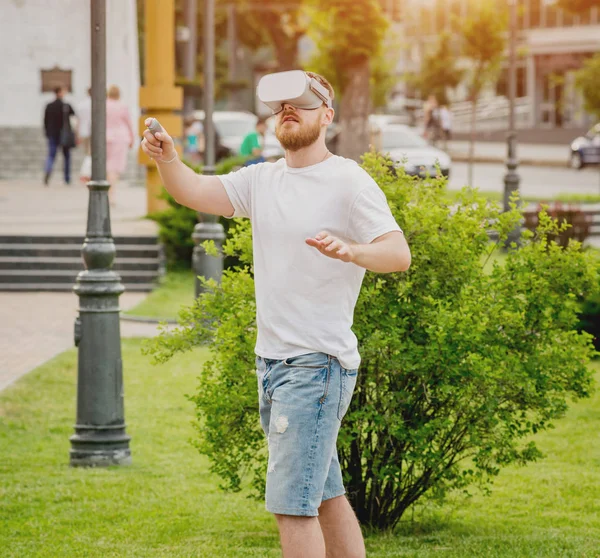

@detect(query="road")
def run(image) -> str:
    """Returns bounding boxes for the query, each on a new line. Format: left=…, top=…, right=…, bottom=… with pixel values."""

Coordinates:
left=449, top=162, right=600, bottom=199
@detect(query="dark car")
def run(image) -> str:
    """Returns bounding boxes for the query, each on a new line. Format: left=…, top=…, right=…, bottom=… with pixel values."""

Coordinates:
left=570, top=123, right=600, bottom=169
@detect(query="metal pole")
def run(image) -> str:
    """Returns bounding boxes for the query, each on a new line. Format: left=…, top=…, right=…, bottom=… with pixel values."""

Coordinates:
left=204, top=0, right=216, bottom=172
left=192, top=0, right=225, bottom=298
left=503, top=0, right=521, bottom=247
left=70, top=0, right=130, bottom=467
left=227, top=3, right=238, bottom=110
left=184, top=0, right=197, bottom=116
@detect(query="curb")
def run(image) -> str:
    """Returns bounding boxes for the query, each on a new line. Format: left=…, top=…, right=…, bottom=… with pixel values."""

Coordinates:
left=120, top=314, right=178, bottom=325
left=449, top=154, right=568, bottom=168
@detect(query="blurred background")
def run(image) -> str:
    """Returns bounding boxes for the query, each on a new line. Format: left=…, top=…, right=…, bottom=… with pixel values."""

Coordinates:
left=1, top=0, right=600, bottom=297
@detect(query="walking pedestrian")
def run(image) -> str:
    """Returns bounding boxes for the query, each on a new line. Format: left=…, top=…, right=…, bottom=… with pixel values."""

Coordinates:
left=106, top=85, right=135, bottom=205
left=423, top=94, right=440, bottom=144
left=141, top=70, right=411, bottom=558
left=43, top=86, right=76, bottom=186
left=439, top=104, right=452, bottom=149
left=240, top=116, right=268, bottom=166
left=183, top=115, right=204, bottom=165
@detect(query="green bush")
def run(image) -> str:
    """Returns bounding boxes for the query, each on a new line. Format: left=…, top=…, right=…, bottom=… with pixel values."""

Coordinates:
left=523, top=202, right=593, bottom=247
left=147, top=156, right=248, bottom=270
left=144, top=153, right=599, bottom=531
left=578, top=291, right=600, bottom=353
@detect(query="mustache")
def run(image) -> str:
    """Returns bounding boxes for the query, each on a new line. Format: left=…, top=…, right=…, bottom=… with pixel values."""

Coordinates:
left=280, top=111, right=300, bottom=123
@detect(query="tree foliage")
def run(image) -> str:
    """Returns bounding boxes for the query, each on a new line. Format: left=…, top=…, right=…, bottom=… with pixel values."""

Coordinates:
left=144, top=153, right=598, bottom=531
left=370, top=30, right=404, bottom=111
left=408, top=32, right=464, bottom=104
left=459, top=0, right=507, bottom=185
left=170, top=0, right=307, bottom=100
left=460, top=0, right=506, bottom=101
left=305, top=0, right=389, bottom=160
left=557, top=0, right=600, bottom=13
left=575, top=53, right=600, bottom=120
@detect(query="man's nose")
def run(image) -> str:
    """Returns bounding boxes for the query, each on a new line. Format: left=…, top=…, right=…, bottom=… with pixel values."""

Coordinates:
left=282, top=103, right=296, bottom=112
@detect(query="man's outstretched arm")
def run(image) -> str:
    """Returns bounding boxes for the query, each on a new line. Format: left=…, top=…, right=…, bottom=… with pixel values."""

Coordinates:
left=305, top=230, right=411, bottom=273
left=141, top=119, right=234, bottom=217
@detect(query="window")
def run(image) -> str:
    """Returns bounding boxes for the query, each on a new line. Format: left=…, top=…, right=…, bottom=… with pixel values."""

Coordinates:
left=545, top=3, right=558, bottom=27
left=529, top=0, right=541, bottom=27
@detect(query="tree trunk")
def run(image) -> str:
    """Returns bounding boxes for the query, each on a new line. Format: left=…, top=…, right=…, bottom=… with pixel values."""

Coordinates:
left=468, top=95, right=477, bottom=187
left=338, top=58, right=371, bottom=162
left=264, top=14, right=301, bottom=72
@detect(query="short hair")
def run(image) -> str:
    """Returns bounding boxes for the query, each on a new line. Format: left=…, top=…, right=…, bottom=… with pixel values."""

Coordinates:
left=305, top=71, right=335, bottom=103
left=183, top=115, right=197, bottom=127
left=107, top=85, right=120, bottom=100
left=54, top=86, right=63, bottom=95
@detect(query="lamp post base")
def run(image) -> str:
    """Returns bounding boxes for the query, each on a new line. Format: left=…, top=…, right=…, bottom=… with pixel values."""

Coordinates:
left=70, top=428, right=132, bottom=467
left=192, top=216, right=225, bottom=298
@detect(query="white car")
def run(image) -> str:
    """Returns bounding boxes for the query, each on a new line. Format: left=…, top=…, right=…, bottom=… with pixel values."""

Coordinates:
left=379, top=124, right=451, bottom=178
left=194, top=110, right=283, bottom=159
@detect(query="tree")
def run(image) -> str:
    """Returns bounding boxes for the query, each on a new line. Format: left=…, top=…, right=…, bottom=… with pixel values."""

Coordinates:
left=233, top=0, right=307, bottom=72
left=557, top=0, right=600, bottom=13
left=145, top=153, right=599, bottom=530
left=305, top=0, right=389, bottom=161
left=460, top=0, right=507, bottom=186
left=408, top=32, right=464, bottom=105
left=575, top=53, right=600, bottom=120
left=170, top=0, right=308, bottom=103
left=370, top=30, right=404, bottom=112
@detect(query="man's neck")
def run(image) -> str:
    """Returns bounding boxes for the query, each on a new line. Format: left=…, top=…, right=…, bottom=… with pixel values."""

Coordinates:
left=285, top=140, right=330, bottom=169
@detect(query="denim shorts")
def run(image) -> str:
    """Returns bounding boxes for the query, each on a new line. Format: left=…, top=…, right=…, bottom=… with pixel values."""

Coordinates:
left=255, top=352, right=358, bottom=517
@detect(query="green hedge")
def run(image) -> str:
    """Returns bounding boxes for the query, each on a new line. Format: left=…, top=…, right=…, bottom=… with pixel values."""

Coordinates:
left=147, top=156, right=248, bottom=270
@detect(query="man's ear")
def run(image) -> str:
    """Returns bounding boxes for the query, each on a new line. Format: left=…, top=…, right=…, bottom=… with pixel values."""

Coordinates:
left=322, top=107, right=335, bottom=126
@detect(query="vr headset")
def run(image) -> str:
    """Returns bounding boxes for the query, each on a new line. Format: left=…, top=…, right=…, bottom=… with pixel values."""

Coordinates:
left=257, top=70, right=333, bottom=114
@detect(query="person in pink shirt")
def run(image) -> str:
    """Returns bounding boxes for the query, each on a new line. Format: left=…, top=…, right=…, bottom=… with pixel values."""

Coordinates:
left=106, top=85, right=135, bottom=205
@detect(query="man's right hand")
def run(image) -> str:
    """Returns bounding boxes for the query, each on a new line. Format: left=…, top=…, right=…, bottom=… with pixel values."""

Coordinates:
left=141, top=118, right=177, bottom=163
left=140, top=118, right=235, bottom=218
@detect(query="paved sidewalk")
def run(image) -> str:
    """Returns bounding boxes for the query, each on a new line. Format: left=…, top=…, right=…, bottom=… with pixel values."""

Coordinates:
left=0, top=177, right=167, bottom=393
left=447, top=141, right=569, bottom=167
left=0, top=179, right=157, bottom=236
left=0, top=292, right=174, bottom=393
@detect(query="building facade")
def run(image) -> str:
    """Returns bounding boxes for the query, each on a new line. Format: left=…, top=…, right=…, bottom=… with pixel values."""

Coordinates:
left=386, top=0, right=600, bottom=129
left=0, top=0, right=139, bottom=179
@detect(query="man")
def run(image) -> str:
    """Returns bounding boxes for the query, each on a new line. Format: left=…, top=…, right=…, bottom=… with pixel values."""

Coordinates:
left=240, top=115, right=268, bottom=165
left=43, top=86, right=75, bottom=186
left=439, top=104, right=453, bottom=148
left=423, top=94, right=440, bottom=144
left=141, top=70, right=410, bottom=558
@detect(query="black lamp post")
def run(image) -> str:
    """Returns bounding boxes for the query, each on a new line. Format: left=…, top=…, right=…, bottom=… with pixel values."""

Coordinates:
left=70, top=0, right=131, bottom=467
left=192, top=0, right=225, bottom=297
left=503, top=0, right=521, bottom=247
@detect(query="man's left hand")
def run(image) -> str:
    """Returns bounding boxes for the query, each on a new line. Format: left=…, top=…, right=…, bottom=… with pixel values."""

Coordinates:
left=305, top=231, right=354, bottom=263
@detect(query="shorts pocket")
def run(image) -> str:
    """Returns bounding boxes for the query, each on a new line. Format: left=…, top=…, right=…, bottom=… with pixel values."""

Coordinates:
left=283, top=353, right=329, bottom=369
left=256, top=357, right=273, bottom=402
left=337, top=368, right=358, bottom=421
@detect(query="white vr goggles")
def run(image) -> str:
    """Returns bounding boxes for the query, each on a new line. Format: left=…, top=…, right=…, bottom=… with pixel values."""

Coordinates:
left=257, top=70, right=333, bottom=114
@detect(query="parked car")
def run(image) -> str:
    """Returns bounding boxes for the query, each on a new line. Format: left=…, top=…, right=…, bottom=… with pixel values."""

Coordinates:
left=570, top=123, right=600, bottom=169
left=378, top=124, right=451, bottom=178
left=194, top=110, right=284, bottom=160
left=369, top=113, right=411, bottom=129
left=325, top=115, right=410, bottom=155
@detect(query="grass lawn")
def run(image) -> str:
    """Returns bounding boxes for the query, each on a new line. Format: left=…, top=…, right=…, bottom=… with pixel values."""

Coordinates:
left=1, top=340, right=600, bottom=557
left=124, top=270, right=195, bottom=320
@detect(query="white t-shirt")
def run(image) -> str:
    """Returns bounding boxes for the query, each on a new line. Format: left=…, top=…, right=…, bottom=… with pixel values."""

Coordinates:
left=77, top=97, right=92, bottom=139
left=440, top=107, right=452, bottom=131
left=219, top=155, right=401, bottom=369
